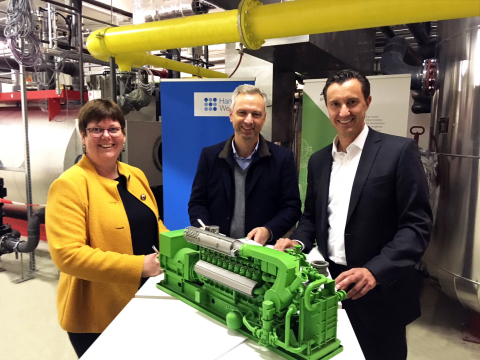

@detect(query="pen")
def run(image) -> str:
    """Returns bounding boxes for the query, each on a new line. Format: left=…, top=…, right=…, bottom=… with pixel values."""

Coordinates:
left=152, top=245, right=159, bottom=254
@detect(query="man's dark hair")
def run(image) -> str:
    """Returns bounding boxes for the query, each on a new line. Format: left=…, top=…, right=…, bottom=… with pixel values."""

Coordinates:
left=78, top=99, right=126, bottom=135
left=322, top=69, right=370, bottom=104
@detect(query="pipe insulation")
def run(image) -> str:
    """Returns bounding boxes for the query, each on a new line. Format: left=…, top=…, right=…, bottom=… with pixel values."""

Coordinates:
left=87, top=0, right=480, bottom=69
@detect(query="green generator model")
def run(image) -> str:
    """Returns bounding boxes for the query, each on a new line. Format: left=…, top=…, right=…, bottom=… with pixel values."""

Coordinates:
left=158, top=227, right=347, bottom=360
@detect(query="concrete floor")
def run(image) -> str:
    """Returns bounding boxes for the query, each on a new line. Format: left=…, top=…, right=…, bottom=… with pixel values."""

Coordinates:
left=1, top=244, right=479, bottom=360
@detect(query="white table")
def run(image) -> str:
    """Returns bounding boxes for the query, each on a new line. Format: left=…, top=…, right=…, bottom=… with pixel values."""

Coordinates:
left=135, top=273, right=170, bottom=299
left=83, top=275, right=365, bottom=360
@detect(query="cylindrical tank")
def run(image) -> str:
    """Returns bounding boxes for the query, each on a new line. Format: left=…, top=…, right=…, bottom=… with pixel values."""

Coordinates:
left=425, top=17, right=480, bottom=313
left=0, top=106, right=82, bottom=211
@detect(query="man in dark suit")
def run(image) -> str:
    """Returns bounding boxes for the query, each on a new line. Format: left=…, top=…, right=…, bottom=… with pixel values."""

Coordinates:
left=274, top=70, right=432, bottom=360
left=188, top=84, right=301, bottom=244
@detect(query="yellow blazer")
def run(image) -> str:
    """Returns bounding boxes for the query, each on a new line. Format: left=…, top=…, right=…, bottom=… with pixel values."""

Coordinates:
left=46, top=155, right=168, bottom=333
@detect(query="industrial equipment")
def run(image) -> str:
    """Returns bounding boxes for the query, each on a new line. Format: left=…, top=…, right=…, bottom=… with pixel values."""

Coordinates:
left=0, top=178, right=45, bottom=281
left=423, top=17, right=480, bottom=314
left=158, top=226, right=346, bottom=360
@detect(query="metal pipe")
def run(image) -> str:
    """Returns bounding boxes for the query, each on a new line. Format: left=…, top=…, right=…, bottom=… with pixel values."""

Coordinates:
left=0, top=208, right=45, bottom=254
left=114, top=53, right=227, bottom=77
left=379, top=26, right=396, bottom=39
left=76, top=1, right=85, bottom=105
left=170, top=49, right=181, bottom=78
left=41, top=47, right=111, bottom=67
left=380, top=36, right=423, bottom=89
left=82, top=14, right=118, bottom=27
left=204, top=45, right=209, bottom=68
left=19, top=56, right=35, bottom=271
left=109, top=56, right=117, bottom=102
left=87, top=0, right=480, bottom=62
left=406, top=23, right=429, bottom=46
left=87, top=9, right=239, bottom=61
left=82, top=0, right=133, bottom=18
left=18, top=208, right=45, bottom=253
left=47, top=3, right=54, bottom=48
left=43, top=0, right=78, bottom=12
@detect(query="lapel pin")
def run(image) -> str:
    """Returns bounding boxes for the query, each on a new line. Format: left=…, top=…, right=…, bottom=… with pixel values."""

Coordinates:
left=140, top=194, right=146, bottom=201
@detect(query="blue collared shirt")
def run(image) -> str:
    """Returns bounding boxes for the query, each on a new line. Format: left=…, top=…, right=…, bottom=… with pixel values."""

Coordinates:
left=232, top=138, right=259, bottom=170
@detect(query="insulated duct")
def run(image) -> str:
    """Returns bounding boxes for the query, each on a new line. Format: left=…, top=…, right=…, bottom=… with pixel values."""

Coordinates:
left=0, top=58, right=79, bottom=77
left=424, top=17, right=480, bottom=313
left=380, top=35, right=437, bottom=114
left=87, top=0, right=480, bottom=71
left=380, top=36, right=423, bottom=90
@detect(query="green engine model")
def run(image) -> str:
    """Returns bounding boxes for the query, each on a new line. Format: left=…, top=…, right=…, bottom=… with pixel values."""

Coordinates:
left=158, top=227, right=347, bottom=360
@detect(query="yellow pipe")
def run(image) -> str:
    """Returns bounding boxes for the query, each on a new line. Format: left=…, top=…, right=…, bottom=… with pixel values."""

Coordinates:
left=145, top=55, right=228, bottom=78
left=87, top=0, right=480, bottom=71
left=114, top=51, right=228, bottom=78
left=87, top=10, right=240, bottom=60
left=249, top=0, right=480, bottom=40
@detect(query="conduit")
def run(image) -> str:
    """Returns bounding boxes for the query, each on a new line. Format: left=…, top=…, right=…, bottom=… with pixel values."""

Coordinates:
left=87, top=0, right=480, bottom=73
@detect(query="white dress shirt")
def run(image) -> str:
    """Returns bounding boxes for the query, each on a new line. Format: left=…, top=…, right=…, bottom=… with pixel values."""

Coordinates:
left=327, top=125, right=369, bottom=265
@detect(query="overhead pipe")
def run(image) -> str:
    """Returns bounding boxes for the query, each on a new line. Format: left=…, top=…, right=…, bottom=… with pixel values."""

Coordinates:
left=406, top=23, right=430, bottom=46
left=381, top=36, right=436, bottom=114
left=380, top=36, right=423, bottom=89
left=379, top=26, right=396, bottom=39
left=114, top=52, right=228, bottom=77
left=87, top=0, right=480, bottom=73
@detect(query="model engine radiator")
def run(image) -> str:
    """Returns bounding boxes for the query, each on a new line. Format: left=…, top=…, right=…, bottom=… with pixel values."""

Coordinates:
left=158, top=227, right=347, bottom=360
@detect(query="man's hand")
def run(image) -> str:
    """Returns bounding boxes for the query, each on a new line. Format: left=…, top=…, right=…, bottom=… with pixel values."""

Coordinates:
left=246, top=227, right=271, bottom=245
left=273, top=238, right=300, bottom=252
left=141, top=253, right=163, bottom=277
left=335, top=267, right=377, bottom=300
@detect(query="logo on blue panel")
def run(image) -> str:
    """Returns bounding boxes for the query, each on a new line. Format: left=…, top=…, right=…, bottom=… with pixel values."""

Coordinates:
left=204, top=97, right=218, bottom=111
left=194, top=92, right=232, bottom=117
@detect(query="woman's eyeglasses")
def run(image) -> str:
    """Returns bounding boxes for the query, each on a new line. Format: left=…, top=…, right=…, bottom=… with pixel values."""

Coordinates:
left=86, top=127, right=123, bottom=137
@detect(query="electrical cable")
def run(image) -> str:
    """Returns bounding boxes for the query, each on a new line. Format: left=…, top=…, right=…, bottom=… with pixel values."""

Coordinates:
left=136, top=67, right=155, bottom=95
left=54, top=12, right=72, bottom=47
left=229, top=44, right=244, bottom=78
left=4, top=0, right=43, bottom=67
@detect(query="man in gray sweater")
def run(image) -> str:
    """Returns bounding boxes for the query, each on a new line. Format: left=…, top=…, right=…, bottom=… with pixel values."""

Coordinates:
left=188, top=84, right=301, bottom=245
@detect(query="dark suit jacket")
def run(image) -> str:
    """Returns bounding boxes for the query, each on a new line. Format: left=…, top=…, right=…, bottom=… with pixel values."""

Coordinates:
left=188, top=134, right=301, bottom=242
left=291, top=128, right=432, bottom=328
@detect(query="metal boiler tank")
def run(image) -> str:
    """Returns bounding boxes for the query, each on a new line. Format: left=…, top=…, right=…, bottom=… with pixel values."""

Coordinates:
left=0, top=106, right=82, bottom=211
left=0, top=100, right=162, bottom=216
left=425, top=17, right=480, bottom=312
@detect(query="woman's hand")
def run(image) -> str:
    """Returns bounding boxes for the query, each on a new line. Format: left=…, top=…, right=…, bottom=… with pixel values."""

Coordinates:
left=141, top=253, right=163, bottom=277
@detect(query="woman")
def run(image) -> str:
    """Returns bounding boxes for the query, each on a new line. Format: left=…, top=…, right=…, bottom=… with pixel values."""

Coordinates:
left=46, top=99, right=168, bottom=358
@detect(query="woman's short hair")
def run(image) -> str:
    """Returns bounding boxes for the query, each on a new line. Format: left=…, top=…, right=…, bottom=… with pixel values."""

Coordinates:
left=78, top=99, right=125, bottom=135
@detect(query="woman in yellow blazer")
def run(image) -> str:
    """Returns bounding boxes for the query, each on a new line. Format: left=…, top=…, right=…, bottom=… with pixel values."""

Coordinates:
left=46, top=99, right=168, bottom=358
